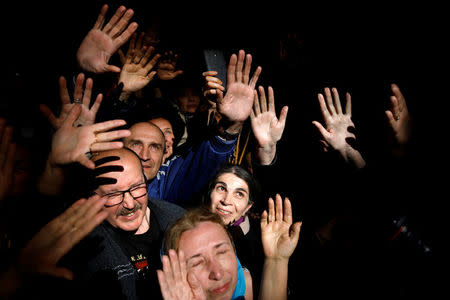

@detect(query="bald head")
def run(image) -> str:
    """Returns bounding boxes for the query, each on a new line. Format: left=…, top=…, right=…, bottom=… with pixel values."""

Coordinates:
left=122, top=122, right=166, bottom=180
left=92, top=147, right=149, bottom=233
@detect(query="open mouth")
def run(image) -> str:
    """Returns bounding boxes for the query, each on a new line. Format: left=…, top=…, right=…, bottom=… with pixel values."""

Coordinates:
left=216, top=207, right=232, bottom=215
left=118, top=206, right=141, bottom=220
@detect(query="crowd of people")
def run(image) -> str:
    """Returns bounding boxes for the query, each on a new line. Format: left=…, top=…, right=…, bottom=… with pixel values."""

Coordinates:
left=1, top=1, right=441, bottom=299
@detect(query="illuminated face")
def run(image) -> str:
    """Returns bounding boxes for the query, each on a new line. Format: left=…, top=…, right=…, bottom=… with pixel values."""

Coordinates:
left=95, top=150, right=149, bottom=234
left=124, top=122, right=165, bottom=180
left=178, top=221, right=237, bottom=300
left=149, top=117, right=175, bottom=161
left=210, top=173, right=252, bottom=225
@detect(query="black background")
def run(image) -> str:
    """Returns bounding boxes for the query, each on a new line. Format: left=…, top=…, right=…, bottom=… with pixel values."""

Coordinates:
left=3, top=0, right=446, bottom=297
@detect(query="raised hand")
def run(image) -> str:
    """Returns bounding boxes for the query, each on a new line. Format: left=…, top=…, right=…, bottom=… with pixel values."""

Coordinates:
left=312, top=87, right=366, bottom=168
left=49, top=105, right=131, bottom=169
left=118, top=33, right=161, bottom=94
left=261, top=194, right=301, bottom=260
left=16, top=194, right=107, bottom=280
left=156, top=51, right=184, bottom=81
left=217, top=50, right=262, bottom=131
left=250, top=86, right=288, bottom=164
left=157, top=249, right=206, bottom=300
left=40, top=73, right=103, bottom=129
left=201, top=71, right=225, bottom=100
left=385, top=83, right=412, bottom=147
left=76, top=4, right=138, bottom=74
left=0, top=119, right=16, bottom=203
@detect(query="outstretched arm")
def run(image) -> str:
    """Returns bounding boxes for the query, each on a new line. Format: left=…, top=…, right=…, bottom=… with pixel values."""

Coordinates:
left=250, top=86, right=288, bottom=165
left=259, top=194, right=301, bottom=300
left=312, top=87, right=366, bottom=169
left=216, top=50, right=262, bottom=137
left=76, top=4, right=138, bottom=74
left=0, top=194, right=107, bottom=298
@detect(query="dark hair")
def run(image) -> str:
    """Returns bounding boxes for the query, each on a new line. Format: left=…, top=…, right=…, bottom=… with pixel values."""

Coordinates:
left=205, top=164, right=260, bottom=206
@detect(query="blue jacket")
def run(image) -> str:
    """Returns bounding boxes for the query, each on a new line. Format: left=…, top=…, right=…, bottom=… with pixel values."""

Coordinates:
left=147, top=135, right=236, bottom=206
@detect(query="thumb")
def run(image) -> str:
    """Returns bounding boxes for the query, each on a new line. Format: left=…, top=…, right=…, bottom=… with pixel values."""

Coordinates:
left=63, top=105, right=82, bottom=128
left=290, top=221, right=302, bottom=241
left=216, top=90, right=224, bottom=103
left=39, top=104, right=58, bottom=129
left=187, top=272, right=206, bottom=300
left=312, top=121, right=329, bottom=138
left=278, top=106, right=289, bottom=127
left=105, top=64, right=121, bottom=73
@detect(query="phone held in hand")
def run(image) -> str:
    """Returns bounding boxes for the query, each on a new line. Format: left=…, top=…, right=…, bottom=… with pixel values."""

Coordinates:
left=202, top=48, right=227, bottom=89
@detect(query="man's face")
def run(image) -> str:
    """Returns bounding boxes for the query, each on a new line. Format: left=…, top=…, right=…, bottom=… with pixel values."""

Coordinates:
left=149, top=117, right=175, bottom=161
left=95, top=151, right=149, bottom=233
left=178, top=221, right=237, bottom=300
left=123, top=122, right=165, bottom=180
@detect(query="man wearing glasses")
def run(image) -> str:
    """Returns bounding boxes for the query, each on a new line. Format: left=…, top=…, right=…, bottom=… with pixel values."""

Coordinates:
left=67, top=147, right=185, bottom=299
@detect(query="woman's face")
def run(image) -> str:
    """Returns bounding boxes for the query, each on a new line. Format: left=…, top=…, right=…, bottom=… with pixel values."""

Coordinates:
left=210, top=173, right=252, bottom=225
left=178, top=221, right=237, bottom=300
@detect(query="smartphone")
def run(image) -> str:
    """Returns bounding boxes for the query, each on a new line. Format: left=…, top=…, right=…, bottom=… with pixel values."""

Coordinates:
left=202, top=48, right=227, bottom=88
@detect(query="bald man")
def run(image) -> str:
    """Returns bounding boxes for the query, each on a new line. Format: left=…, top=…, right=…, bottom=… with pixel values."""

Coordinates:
left=121, top=122, right=166, bottom=181
left=65, top=147, right=185, bottom=299
left=123, top=121, right=236, bottom=208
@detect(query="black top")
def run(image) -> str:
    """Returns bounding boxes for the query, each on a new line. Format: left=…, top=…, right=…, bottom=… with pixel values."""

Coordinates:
left=112, top=209, right=163, bottom=299
left=228, top=215, right=264, bottom=298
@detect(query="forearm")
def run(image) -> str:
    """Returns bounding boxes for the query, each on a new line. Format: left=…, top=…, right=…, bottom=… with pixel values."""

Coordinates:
left=341, top=147, right=366, bottom=169
left=217, top=116, right=244, bottom=136
left=253, top=143, right=276, bottom=166
left=259, top=258, right=289, bottom=300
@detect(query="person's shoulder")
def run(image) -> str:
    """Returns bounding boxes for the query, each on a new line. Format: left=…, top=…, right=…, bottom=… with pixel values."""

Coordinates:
left=149, top=198, right=186, bottom=220
left=149, top=198, right=186, bottom=231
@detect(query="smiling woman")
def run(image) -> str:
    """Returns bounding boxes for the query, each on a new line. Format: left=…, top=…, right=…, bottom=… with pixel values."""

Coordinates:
left=202, top=164, right=265, bottom=296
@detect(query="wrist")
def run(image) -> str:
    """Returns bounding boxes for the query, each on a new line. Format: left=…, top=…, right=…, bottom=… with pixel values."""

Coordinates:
left=217, top=119, right=242, bottom=140
left=264, top=257, right=290, bottom=266
left=255, top=144, right=276, bottom=165
left=119, top=90, right=132, bottom=102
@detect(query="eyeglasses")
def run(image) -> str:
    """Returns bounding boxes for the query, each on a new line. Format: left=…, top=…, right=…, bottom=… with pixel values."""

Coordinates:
left=99, top=182, right=148, bottom=208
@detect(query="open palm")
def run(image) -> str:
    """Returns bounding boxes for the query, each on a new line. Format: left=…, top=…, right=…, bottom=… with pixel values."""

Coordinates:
left=261, top=195, right=301, bottom=260
left=251, top=86, right=287, bottom=148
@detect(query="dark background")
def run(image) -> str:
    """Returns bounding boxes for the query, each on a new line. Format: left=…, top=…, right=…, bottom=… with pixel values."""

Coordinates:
left=3, top=0, right=446, bottom=297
